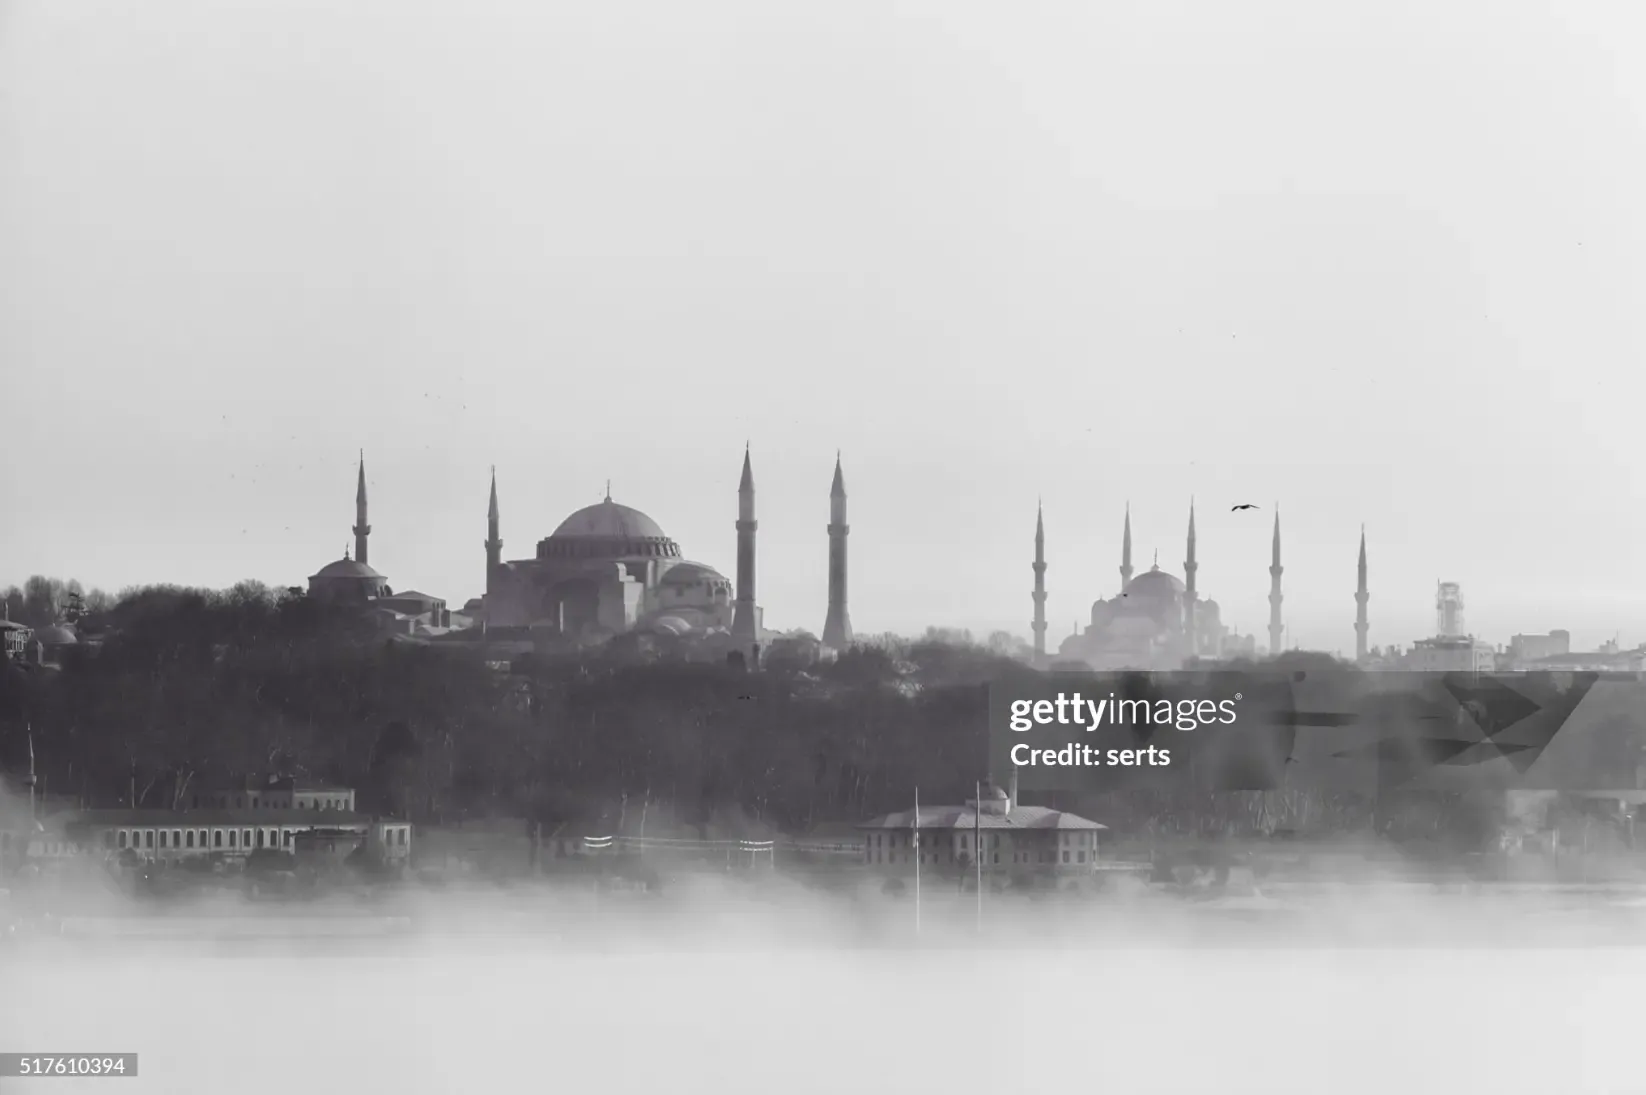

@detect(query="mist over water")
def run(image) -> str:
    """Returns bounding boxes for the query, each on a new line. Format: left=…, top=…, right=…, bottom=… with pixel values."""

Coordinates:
left=5, top=873, right=1645, bottom=1093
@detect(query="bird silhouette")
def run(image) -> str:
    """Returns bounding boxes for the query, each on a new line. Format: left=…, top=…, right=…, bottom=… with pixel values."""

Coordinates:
left=1231, top=504, right=1259, bottom=512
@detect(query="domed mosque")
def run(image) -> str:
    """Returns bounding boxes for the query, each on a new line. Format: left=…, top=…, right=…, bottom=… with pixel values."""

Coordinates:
left=303, top=447, right=857, bottom=653
left=1031, top=501, right=1266, bottom=671
left=478, top=446, right=856, bottom=653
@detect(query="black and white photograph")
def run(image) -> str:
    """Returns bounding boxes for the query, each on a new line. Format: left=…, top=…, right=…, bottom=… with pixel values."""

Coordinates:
left=3, top=1, right=1646, bottom=1091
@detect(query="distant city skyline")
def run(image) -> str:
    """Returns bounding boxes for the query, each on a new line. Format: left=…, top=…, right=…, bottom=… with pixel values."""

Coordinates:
left=5, top=1, right=1645, bottom=654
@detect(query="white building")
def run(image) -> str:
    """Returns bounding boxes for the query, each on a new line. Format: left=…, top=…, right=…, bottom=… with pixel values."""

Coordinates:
left=857, top=782, right=1105, bottom=873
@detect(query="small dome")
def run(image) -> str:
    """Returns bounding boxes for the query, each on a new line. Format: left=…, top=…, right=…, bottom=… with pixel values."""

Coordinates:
left=34, top=624, right=77, bottom=645
left=661, top=561, right=728, bottom=586
left=552, top=499, right=667, bottom=541
left=648, top=616, right=693, bottom=636
left=311, top=558, right=384, bottom=580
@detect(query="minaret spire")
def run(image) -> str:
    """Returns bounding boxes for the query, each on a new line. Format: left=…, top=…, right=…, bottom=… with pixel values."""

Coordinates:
left=1268, top=506, right=1284, bottom=656
left=485, top=466, right=502, bottom=575
left=1031, top=499, right=1048, bottom=662
left=731, top=445, right=759, bottom=650
left=352, top=450, right=371, bottom=566
left=1120, top=504, right=1134, bottom=590
left=1354, top=524, right=1369, bottom=663
left=1183, top=498, right=1198, bottom=656
left=822, top=453, right=853, bottom=649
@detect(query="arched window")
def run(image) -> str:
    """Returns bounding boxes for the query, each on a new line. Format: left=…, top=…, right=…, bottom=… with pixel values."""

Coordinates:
left=185, top=831, right=195, bottom=849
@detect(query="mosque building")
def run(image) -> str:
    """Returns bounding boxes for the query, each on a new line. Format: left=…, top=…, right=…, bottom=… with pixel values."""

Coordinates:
left=1032, top=503, right=1369, bottom=671
left=478, top=447, right=853, bottom=651
left=304, top=447, right=856, bottom=654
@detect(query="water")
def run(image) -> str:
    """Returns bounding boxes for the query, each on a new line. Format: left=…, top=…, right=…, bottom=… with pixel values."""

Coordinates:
left=2, top=892, right=1641, bottom=1093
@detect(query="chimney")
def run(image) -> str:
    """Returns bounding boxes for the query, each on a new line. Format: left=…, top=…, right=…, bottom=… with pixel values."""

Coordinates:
left=1007, top=765, right=1019, bottom=812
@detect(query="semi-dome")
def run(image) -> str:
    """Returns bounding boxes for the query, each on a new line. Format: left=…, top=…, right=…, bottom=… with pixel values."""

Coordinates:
left=660, top=561, right=727, bottom=586
left=552, top=499, right=667, bottom=541
left=311, top=558, right=384, bottom=580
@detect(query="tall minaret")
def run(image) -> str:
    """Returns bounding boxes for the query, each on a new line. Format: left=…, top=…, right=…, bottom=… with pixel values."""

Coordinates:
left=1268, top=507, right=1284, bottom=655
left=1183, top=499, right=1198, bottom=651
left=1354, top=525, right=1369, bottom=663
left=353, top=451, right=371, bottom=566
left=1031, top=500, right=1047, bottom=661
left=731, top=444, right=759, bottom=646
left=1120, top=504, right=1134, bottom=590
left=822, top=453, right=853, bottom=649
left=485, top=466, right=502, bottom=575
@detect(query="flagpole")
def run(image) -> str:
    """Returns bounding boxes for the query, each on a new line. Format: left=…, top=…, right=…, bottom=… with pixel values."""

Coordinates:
left=26, top=725, right=37, bottom=825
left=913, top=786, right=922, bottom=939
left=975, top=780, right=983, bottom=934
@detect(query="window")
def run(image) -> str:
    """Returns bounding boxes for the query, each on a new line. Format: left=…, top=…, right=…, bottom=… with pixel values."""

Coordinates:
left=228, top=830, right=236, bottom=848
left=242, top=829, right=251, bottom=847
left=146, top=831, right=154, bottom=848
left=1061, top=851, right=1069, bottom=864
left=186, top=831, right=195, bottom=849
left=118, top=831, right=128, bottom=849
left=214, top=830, right=223, bottom=848
left=993, top=854, right=999, bottom=864
left=255, top=830, right=263, bottom=849
left=172, top=830, right=181, bottom=848
left=1078, top=851, right=1087, bottom=864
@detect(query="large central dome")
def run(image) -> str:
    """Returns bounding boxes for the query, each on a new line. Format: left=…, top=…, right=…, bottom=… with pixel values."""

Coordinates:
left=552, top=499, right=667, bottom=540
left=539, top=497, right=682, bottom=561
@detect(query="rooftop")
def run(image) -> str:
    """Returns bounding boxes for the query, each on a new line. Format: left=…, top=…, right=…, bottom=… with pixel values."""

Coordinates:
left=857, top=804, right=1106, bottom=831
left=60, top=808, right=379, bottom=827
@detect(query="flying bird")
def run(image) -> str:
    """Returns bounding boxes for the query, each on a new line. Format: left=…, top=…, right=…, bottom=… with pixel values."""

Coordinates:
left=1231, top=504, right=1259, bottom=512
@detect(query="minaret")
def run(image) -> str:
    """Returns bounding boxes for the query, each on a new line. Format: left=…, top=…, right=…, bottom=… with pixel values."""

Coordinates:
left=485, top=466, right=502, bottom=574
left=731, top=445, right=759, bottom=647
left=1354, top=525, right=1369, bottom=663
left=1268, top=507, right=1284, bottom=655
left=24, top=727, right=36, bottom=825
left=822, top=453, right=853, bottom=649
left=1183, top=499, right=1198, bottom=652
left=1031, top=500, right=1047, bottom=661
left=352, top=451, right=371, bottom=566
left=1120, top=504, right=1134, bottom=590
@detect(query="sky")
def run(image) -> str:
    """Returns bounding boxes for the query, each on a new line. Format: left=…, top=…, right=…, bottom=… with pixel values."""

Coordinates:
left=3, top=0, right=1645, bottom=654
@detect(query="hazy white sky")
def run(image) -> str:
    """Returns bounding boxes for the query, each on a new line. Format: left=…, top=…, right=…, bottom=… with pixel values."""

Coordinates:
left=4, top=0, right=1645, bottom=653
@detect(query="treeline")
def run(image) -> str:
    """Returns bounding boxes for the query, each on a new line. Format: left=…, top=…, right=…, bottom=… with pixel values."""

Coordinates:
left=0, top=581, right=1063, bottom=833
left=6, top=580, right=1600, bottom=844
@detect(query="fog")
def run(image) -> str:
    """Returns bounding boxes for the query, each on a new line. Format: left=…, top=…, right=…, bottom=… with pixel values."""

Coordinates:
left=5, top=868, right=1645, bottom=1093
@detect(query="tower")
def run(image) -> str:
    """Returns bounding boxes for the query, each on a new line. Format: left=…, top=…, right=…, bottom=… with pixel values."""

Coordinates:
left=1354, top=526, right=1369, bottom=662
left=1436, top=581, right=1465, bottom=638
left=1120, top=504, right=1134, bottom=590
left=352, top=451, right=371, bottom=566
left=731, top=445, right=759, bottom=646
left=822, top=453, right=853, bottom=649
left=1183, top=499, right=1198, bottom=652
left=1268, top=508, right=1284, bottom=655
left=485, top=467, right=502, bottom=575
left=1031, top=500, right=1047, bottom=661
